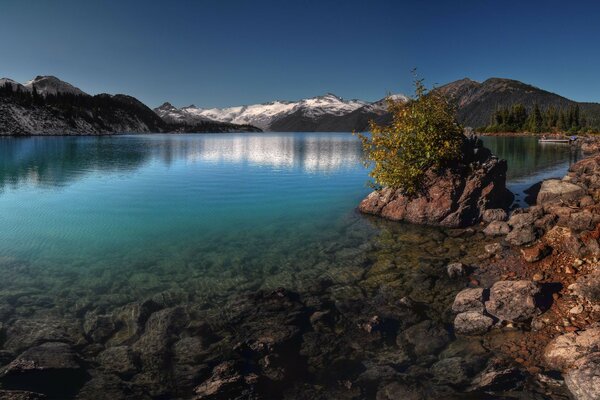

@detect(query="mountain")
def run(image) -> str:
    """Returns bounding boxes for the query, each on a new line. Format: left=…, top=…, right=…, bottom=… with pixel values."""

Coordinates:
left=437, top=77, right=600, bottom=128
left=23, top=75, right=88, bottom=96
left=0, top=76, right=261, bottom=135
left=155, top=93, right=408, bottom=132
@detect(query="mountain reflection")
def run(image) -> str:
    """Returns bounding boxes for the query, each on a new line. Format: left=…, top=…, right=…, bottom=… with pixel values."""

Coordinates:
left=0, top=133, right=364, bottom=190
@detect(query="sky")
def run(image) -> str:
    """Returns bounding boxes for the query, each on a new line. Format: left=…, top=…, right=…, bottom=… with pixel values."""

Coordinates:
left=1, top=0, right=600, bottom=108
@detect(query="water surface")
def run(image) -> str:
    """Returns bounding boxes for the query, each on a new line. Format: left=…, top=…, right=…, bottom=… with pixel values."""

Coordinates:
left=0, top=133, right=581, bottom=301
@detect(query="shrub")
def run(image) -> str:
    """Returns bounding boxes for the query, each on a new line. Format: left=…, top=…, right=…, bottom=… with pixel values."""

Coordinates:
left=356, top=77, right=464, bottom=196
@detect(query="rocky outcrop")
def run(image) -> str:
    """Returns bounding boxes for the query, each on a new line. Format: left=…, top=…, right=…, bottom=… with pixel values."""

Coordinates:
left=359, top=136, right=513, bottom=228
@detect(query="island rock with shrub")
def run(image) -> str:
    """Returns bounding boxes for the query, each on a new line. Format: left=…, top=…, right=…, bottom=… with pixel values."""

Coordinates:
left=357, top=77, right=513, bottom=228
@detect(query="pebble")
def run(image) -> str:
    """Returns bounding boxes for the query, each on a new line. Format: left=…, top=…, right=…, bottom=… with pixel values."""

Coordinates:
left=569, top=304, right=584, bottom=314
left=565, top=266, right=574, bottom=274
left=532, top=273, right=544, bottom=281
left=573, top=259, right=584, bottom=267
left=564, top=326, right=579, bottom=332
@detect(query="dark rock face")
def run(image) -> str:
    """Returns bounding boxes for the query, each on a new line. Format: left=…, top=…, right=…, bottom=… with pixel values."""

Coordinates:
left=359, top=137, right=513, bottom=228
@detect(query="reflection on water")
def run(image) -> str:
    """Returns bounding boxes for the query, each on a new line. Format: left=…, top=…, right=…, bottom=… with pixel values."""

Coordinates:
left=0, top=133, right=363, bottom=191
left=481, top=135, right=581, bottom=205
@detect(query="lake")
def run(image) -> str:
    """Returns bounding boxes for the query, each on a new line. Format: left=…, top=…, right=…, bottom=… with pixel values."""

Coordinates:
left=0, top=134, right=580, bottom=301
left=0, top=133, right=581, bottom=398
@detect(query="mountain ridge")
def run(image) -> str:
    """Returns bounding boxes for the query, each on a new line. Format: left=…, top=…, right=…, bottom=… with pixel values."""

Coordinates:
left=0, top=76, right=262, bottom=135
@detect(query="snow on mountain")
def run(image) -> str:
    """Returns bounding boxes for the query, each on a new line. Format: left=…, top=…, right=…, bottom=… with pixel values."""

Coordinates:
left=23, top=75, right=88, bottom=96
left=154, top=93, right=404, bottom=131
left=0, top=78, right=30, bottom=92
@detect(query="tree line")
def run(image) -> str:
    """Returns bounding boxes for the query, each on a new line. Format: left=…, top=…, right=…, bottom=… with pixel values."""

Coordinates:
left=481, top=103, right=598, bottom=133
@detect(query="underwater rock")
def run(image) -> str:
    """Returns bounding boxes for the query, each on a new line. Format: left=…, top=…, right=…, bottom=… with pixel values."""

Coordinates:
left=83, top=312, right=116, bottom=343
left=400, top=320, right=451, bottom=357
left=446, top=262, right=467, bottom=278
left=97, top=346, right=139, bottom=378
left=0, top=390, right=47, bottom=400
left=358, top=137, right=513, bottom=228
left=468, top=364, right=524, bottom=392
left=193, top=360, right=259, bottom=400
left=0, top=342, right=87, bottom=398
left=484, top=280, right=540, bottom=322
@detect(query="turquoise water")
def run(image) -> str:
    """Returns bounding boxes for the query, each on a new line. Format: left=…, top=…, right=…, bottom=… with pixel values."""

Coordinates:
left=0, top=133, right=580, bottom=305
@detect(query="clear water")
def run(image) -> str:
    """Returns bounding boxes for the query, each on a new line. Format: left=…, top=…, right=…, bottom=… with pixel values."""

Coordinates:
left=0, top=133, right=580, bottom=306
left=481, top=135, right=581, bottom=205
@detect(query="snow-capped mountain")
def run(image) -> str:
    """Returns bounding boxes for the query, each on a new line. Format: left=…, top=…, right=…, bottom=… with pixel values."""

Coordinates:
left=155, top=93, right=407, bottom=132
left=1, top=75, right=88, bottom=97
left=1, top=75, right=261, bottom=135
left=24, top=75, right=88, bottom=96
left=0, top=78, right=28, bottom=92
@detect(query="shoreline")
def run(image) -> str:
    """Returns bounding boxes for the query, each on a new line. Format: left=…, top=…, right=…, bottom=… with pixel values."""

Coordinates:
left=450, top=139, right=600, bottom=399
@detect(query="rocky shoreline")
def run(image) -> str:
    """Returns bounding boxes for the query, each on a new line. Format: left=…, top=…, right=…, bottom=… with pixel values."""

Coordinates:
left=445, top=138, right=600, bottom=400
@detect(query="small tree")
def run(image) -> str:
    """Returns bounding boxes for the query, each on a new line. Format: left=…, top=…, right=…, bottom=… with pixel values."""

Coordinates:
left=356, top=76, right=464, bottom=196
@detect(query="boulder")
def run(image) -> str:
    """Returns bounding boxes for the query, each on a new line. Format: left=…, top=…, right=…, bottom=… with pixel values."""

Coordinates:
left=506, top=225, right=538, bottom=246
left=544, top=226, right=586, bottom=257
left=484, top=280, right=540, bottom=322
left=543, top=328, right=600, bottom=370
left=96, top=346, right=139, bottom=377
left=507, top=212, right=535, bottom=228
left=483, top=221, right=510, bottom=236
left=194, top=361, right=259, bottom=399
left=400, top=320, right=451, bottom=357
left=482, top=209, right=508, bottom=223
left=430, top=356, right=480, bottom=385
left=358, top=137, right=513, bottom=228
left=564, top=353, right=600, bottom=400
left=571, top=270, right=600, bottom=302
left=537, top=179, right=586, bottom=205
left=452, top=288, right=485, bottom=313
left=520, top=242, right=552, bottom=263
left=454, top=312, right=494, bottom=335
left=446, top=262, right=467, bottom=278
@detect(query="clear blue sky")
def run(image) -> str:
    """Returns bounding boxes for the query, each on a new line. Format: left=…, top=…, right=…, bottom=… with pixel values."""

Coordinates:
left=2, top=0, right=599, bottom=108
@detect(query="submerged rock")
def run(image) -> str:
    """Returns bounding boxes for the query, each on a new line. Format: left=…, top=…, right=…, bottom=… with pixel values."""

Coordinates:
left=446, top=262, right=467, bottom=278
left=0, top=342, right=87, bottom=398
left=358, top=137, right=513, bottom=228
